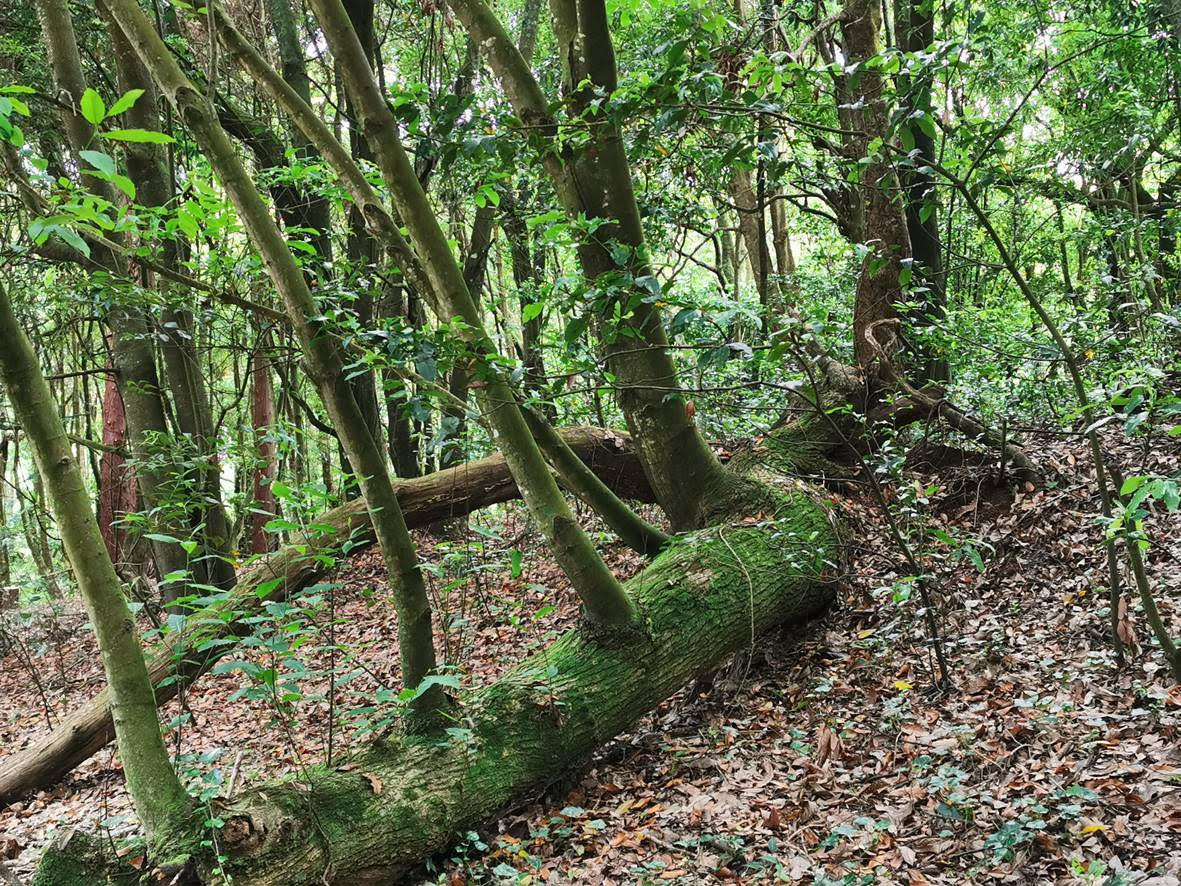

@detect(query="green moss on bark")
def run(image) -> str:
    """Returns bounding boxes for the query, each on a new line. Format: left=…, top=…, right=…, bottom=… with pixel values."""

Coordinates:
left=196, top=482, right=837, bottom=885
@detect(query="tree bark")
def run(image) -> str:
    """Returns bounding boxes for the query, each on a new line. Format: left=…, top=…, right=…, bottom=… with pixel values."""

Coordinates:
left=0, top=427, right=653, bottom=804
left=447, top=0, right=732, bottom=529
left=97, top=363, right=136, bottom=567
left=36, top=0, right=198, bottom=606
left=35, top=415, right=837, bottom=883
left=104, top=0, right=449, bottom=722
left=895, top=0, right=946, bottom=382
left=309, top=0, right=640, bottom=628
left=840, top=0, right=914, bottom=370
left=213, top=500, right=833, bottom=885
left=0, top=430, right=10, bottom=588
left=14, top=445, right=64, bottom=600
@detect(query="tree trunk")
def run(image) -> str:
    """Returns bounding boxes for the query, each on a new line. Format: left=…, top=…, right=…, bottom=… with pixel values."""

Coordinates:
left=35, top=417, right=837, bottom=883
left=442, top=203, right=497, bottom=467
left=15, top=447, right=63, bottom=600
left=730, top=166, right=779, bottom=317
left=0, top=427, right=11, bottom=588
left=841, top=0, right=914, bottom=370
left=214, top=502, right=833, bottom=885
left=249, top=351, right=279, bottom=554
left=447, top=0, right=732, bottom=529
left=104, top=0, right=450, bottom=723
left=97, top=363, right=136, bottom=568
left=895, top=0, right=946, bottom=382
left=310, top=0, right=640, bottom=628
left=37, top=0, right=197, bottom=606
left=0, top=427, right=653, bottom=804
left=0, top=281, right=194, bottom=850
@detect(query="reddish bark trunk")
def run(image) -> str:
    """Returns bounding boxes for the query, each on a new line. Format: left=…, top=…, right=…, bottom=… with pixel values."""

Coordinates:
left=250, top=352, right=278, bottom=554
left=97, top=364, right=136, bottom=566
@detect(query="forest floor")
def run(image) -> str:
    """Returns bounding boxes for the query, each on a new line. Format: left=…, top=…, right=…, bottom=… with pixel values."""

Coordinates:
left=1, top=427, right=1179, bottom=885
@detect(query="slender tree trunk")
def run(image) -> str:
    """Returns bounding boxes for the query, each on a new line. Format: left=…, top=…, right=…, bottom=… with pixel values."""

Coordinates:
left=501, top=189, right=550, bottom=409
left=105, top=12, right=238, bottom=590
left=97, top=363, right=136, bottom=569
left=263, top=0, right=336, bottom=269
left=449, top=0, right=731, bottom=527
left=896, top=0, right=946, bottom=381
left=0, top=281, right=195, bottom=853
left=250, top=351, right=279, bottom=554
left=730, top=166, right=779, bottom=317
left=0, top=430, right=9, bottom=588
left=308, top=0, right=640, bottom=626
left=14, top=441, right=63, bottom=600
left=36, top=0, right=196, bottom=605
left=442, top=203, right=497, bottom=467
left=340, top=0, right=383, bottom=447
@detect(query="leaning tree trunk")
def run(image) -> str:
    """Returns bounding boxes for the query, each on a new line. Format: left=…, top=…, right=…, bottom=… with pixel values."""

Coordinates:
left=0, top=428, right=653, bottom=804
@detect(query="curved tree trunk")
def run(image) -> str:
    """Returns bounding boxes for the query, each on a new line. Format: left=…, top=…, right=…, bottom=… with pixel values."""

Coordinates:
left=0, top=428, right=653, bottom=805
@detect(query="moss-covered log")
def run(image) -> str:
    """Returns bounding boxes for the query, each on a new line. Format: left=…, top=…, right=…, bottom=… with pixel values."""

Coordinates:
left=197, top=481, right=835, bottom=885
left=0, top=427, right=651, bottom=805
left=27, top=416, right=838, bottom=884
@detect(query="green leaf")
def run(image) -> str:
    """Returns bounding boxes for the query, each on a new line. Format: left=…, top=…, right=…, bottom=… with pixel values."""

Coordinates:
left=52, top=225, right=90, bottom=259
left=79, top=149, right=116, bottom=176
left=0, top=85, right=36, bottom=95
left=521, top=302, right=544, bottom=323
left=80, top=88, right=106, bottom=126
left=110, top=174, right=137, bottom=201
left=102, top=128, right=175, bottom=144
left=510, top=549, right=523, bottom=579
left=107, top=88, right=145, bottom=118
left=1119, top=475, right=1146, bottom=496
left=916, top=112, right=937, bottom=139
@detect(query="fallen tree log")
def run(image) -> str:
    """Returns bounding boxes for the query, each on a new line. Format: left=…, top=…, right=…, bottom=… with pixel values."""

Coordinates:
left=31, top=420, right=839, bottom=884
left=0, top=427, right=652, bottom=806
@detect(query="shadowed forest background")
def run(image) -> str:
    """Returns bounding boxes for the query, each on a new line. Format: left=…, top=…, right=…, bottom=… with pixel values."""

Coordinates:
left=0, top=0, right=1179, bottom=882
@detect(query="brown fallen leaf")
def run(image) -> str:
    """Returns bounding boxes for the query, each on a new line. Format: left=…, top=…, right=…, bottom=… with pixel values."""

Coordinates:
left=362, top=772, right=383, bottom=795
left=1116, top=596, right=1136, bottom=648
left=763, top=806, right=781, bottom=830
left=816, top=725, right=842, bottom=767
